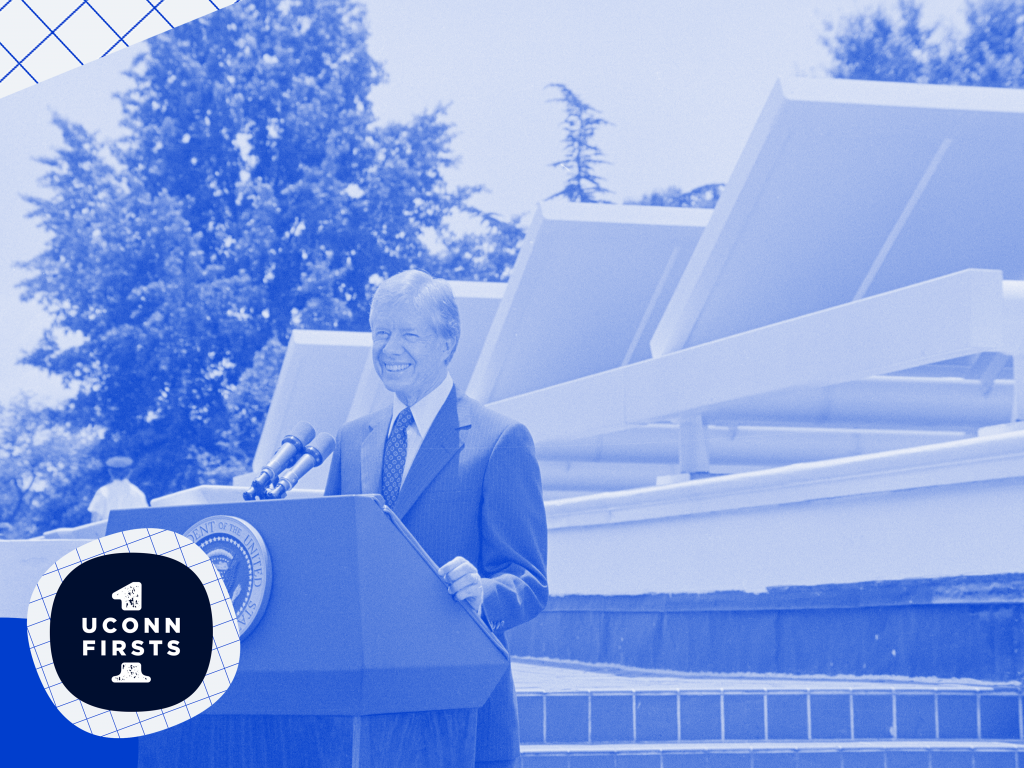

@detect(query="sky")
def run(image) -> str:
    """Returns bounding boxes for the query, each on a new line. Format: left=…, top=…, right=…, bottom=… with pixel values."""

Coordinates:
left=0, top=0, right=967, bottom=406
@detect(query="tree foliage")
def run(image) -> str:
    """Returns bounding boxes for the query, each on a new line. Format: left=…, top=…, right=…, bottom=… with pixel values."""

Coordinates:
left=628, top=183, right=724, bottom=209
left=438, top=211, right=526, bottom=282
left=15, top=0, right=513, bottom=510
left=955, top=1, right=1024, bottom=86
left=824, top=0, right=1024, bottom=87
left=204, top=336, right=288, bottom=485
left=823, top=0, right=937, bottom=82
left=546, top=83, right=612, bottom=203
left=0, top=400, right=103, bottom=538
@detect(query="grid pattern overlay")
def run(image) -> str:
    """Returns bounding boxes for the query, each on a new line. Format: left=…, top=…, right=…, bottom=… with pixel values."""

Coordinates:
left=0, top=0, right=240, bottom=100
left=26, top=528, right=241, bottom=739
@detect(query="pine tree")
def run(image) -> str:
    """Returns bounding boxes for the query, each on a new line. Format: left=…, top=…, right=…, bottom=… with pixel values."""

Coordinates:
left=546, top=83, right=612, bottom=203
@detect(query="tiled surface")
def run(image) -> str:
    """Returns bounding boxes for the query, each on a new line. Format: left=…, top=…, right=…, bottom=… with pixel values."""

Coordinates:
left=594, top=695, right=636, bottom=742
left=639, top=695, right=679, bottom=742
left=548, top=695, right=590, bottom=744
left=519, top=690, right=1023, bottom=745
left=521, top=747, right=1024, bottom=768
left=512, top=659, right=1023, bottom=747
left=811, top=696, right=850, bottom=740
left=982, top=698, right=1021, bottom=740
left=840, top=753, right=885, bottom=768
left=615, top=755, right=662, bottom=768
left=896, top=695, right=936, bottom=739
left=975, top=753, right=1017, bottom=768
left=681, top=695, right=722, bottom=741
left=520, top=694, right=545, bottom=743
left=942, top=697, right=981, bottom=740
left=931, top=753, right=975, bottom=768
left=853, top=696, right=893, bottom=740
left=886, top=751, right=930, bottom=768
left=0, top=0, right=240, bottom=100
left=768, top=695, right=808, bottom=740
left=793, top=754, right=841, bottom=768
left=725, top=695, right=765, bottom=741
left=753, top=753, right=801, bottom=768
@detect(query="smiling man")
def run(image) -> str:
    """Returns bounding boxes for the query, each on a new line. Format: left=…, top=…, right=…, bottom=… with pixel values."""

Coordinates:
left=324, top=269, right=548, bottom=768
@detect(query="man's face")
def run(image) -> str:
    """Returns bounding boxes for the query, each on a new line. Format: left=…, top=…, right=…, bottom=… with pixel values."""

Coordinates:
left=370, top=299, right=453, bottom=406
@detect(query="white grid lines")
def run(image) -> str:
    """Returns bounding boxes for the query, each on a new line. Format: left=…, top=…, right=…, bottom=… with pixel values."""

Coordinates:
left=26, top=528, right=241, bottom=738
left=0, top=0, right=239, bottom=100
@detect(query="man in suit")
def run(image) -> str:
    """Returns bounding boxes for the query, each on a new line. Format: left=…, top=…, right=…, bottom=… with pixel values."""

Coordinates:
left=324, top=269, right=548, bottom=768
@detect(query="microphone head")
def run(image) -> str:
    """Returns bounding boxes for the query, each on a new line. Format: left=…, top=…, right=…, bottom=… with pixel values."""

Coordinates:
left=309, top=432, right=336, bottom=462
left=287, top=421, right=316, bottom=447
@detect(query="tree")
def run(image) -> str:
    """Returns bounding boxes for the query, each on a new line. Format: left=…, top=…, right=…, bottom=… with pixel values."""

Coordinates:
left=202, top=336, right=288, bottom=485
left=438, top=211, right=526, bottom=282
left=627, top=183, right=725, bottom=209
left=823, top=0, right=938, bottom=83
left=0, top=399, right=103, bottom=538
left=953, top=1, right=1024, bottom=87
left=546, top=84, right=613, bottom=203
left=17, top=0, right=509, bottom=505
left=823, top=0, right=1024, bottom=88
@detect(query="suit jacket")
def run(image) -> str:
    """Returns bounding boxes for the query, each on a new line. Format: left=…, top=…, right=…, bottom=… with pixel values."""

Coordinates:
left=324, top=386, right=548, bottom=761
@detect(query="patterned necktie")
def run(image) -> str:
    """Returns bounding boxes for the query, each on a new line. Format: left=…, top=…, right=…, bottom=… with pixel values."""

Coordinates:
left=381, top=407, right=414, bottom=509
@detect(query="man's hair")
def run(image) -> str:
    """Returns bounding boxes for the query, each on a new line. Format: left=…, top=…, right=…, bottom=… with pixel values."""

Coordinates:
left=369, top=270, right=460, bottom=364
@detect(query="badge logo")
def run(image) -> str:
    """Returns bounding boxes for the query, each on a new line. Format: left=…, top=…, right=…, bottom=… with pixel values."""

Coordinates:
left=183, top=515, right=272, bottom=638
left=27, top=529, right=240, bottom=738
left=50, top=552, right=213, bottom=713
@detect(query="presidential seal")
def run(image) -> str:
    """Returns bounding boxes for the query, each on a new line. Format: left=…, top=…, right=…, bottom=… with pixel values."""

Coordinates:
left=184, top=515, right=272, bottom=639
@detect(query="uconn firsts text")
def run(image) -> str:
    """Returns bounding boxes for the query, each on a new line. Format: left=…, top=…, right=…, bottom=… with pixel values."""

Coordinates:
left=80, top=616, right=182, bottom=657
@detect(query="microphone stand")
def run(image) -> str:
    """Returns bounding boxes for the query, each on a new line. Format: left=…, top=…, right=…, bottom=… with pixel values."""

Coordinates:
left=243, top=432, right=309, bottom=500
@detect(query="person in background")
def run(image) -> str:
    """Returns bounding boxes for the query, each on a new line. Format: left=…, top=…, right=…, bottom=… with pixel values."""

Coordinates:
left=88, top=456, right=148, bottom=523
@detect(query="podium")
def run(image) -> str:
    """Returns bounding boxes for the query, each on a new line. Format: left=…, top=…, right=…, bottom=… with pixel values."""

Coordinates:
left=106, top=495, right=510, bottom=767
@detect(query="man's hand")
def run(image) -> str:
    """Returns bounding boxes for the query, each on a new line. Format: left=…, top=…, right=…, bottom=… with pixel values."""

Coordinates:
left=438, top=556, right=483, bottom=616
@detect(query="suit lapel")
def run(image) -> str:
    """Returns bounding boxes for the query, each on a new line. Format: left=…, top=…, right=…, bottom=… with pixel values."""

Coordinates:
left=360, top=408, right=391, bottom=495
left=393, top=388, right=469, bottom=520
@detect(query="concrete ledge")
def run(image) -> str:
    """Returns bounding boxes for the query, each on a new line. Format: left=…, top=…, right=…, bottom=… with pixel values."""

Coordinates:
left=539, top=429, right=1024, bottom=597
left=545, top=429, right=1024, bottom=530
left=0, top=539, right=88, bottom=618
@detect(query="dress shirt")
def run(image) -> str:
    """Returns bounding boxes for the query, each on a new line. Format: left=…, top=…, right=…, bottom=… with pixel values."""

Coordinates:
left=387, top=373, right=455, bottom=484
left=87, top=479, right=149, bottom=523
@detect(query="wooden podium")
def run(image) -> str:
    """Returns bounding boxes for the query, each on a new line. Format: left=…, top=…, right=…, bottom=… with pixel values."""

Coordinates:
left=106, top=495, right=509, bottom=767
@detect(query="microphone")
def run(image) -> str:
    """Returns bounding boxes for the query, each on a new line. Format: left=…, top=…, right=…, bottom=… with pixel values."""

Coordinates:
left=243, top=422, right=316, bottom=500
left=266, top=432, right=336, bottom=499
